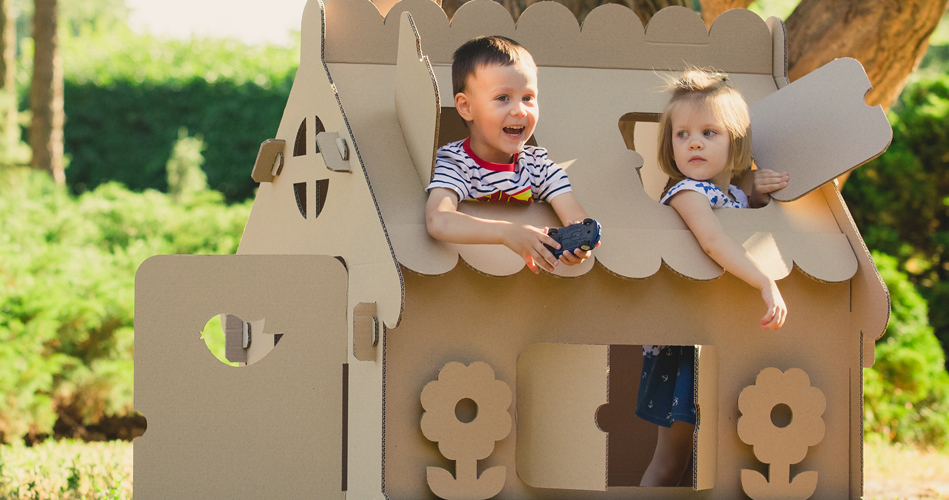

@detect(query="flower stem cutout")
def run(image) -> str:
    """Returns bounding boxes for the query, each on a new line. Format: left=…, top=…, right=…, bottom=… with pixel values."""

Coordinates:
left=420, top=361, right=513, bottom=500
left=737, top=367, right=826, bottom=500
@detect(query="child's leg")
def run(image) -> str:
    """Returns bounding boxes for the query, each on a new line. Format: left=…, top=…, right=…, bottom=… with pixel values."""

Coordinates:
left=639, top=420, right=695, bottom=487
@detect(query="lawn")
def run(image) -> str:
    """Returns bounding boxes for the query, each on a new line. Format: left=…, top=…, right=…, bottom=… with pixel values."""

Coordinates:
left=0, top=440, right=131, bottom=499
left=865, top=438, right=949, bottom=499
left=0, top=438, right=946, bottom=499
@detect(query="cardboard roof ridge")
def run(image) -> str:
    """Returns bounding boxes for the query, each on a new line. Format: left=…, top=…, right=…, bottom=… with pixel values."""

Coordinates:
left=251, top=0, right=888, bottom=327
left=325, top=0, right=773, bottom=74
left=319, top=2, right=877, bottom=284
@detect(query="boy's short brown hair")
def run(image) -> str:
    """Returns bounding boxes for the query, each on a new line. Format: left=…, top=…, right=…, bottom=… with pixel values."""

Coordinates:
left=452, top=36, right=536, bottom=96
left=657, top=69, right=753, bottom=192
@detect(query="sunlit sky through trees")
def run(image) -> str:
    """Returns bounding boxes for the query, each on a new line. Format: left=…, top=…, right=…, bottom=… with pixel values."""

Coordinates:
left=126, top=0, right=308, bottom=46
left=123, top=0, right=811, bottom=47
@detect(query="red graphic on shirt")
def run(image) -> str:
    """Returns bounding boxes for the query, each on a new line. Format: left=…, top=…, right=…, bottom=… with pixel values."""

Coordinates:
left=475, top=186, right=533, bottom=204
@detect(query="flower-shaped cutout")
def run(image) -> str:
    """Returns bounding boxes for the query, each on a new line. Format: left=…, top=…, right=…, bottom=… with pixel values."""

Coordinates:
left=737, top=367, right=826, bottom=465
left=421, top=361, right=513, bottom=461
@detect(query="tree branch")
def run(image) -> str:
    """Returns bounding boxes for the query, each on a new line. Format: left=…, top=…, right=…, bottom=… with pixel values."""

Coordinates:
left=786, top=0, right=949, bottom=112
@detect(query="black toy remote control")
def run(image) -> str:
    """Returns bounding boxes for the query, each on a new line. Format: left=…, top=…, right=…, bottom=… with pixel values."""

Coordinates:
left=545, top=218, right=602, bottom=258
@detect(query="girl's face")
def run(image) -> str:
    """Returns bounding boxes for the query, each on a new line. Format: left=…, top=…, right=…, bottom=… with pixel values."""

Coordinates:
left=670, top=101, right=732, bottom=188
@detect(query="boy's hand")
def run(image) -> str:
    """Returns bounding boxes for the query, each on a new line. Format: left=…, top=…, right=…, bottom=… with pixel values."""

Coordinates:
left=502, top=224, right=561, bottom=274
left=557, top=221, right=600, bottom=265
left=759, top=280, right=787, bottom=330
left=750, top=169, right=789, bottom=207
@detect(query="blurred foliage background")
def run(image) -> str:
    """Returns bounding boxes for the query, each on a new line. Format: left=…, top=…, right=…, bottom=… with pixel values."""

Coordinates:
left=0, top=0, right=947, bottom=467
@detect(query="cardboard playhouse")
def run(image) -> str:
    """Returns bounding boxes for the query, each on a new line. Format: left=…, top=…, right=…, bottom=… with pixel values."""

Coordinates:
left=132, top=0, right=893, bottom=498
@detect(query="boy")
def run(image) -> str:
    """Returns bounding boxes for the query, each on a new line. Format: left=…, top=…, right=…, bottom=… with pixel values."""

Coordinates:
left=425, top=36, right=595, bottom=274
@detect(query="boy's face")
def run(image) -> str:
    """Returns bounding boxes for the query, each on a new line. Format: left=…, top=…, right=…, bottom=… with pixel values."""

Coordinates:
left=455, top=62, right=538, bottom=164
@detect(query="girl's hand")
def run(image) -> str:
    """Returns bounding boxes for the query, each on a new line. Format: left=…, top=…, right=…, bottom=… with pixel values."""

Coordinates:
left=750, top=169, right=789, bottom=208
left=754, top=169, right=789, bottom=195
left=759, top=280, right=787, bottom=330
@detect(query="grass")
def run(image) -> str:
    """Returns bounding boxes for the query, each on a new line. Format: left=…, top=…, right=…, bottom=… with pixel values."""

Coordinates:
left=0, top=440, right=131, bottom=500
left=865, top=437, right=949, bottom=499
left=0, top=437, right=947, bottom=499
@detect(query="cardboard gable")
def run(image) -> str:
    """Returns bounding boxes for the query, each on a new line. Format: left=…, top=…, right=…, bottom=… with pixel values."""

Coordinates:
left=134, top=1, right=893, bottom=499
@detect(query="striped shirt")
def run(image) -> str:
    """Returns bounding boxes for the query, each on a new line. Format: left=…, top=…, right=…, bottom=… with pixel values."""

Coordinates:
left=425, top=138, right=572, bottom=204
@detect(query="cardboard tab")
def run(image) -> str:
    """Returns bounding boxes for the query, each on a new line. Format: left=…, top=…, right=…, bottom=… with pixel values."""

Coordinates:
left=395, top=12, right=440, bottom=188
left=251, top=139, right=285, bottom=183
left=766, top=17, right=790, bottom=89
left=353, top=302, right=379, bottom=361
left=318, top=132, right=352, bottom=172
left=751, top=58, right=892, bottom=201
left=224, top=314, right=247, bottom=363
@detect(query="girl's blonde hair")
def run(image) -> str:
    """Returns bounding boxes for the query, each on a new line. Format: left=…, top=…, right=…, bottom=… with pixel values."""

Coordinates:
left=657, top=70, right=752, bottom=193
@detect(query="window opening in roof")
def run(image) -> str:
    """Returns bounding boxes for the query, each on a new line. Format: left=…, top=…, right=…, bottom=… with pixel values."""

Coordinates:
left=314, top=115, right=326, bottom=153
left=294, top=118, right=307, bottom=157
left=294, top=182, right=307, bottom=219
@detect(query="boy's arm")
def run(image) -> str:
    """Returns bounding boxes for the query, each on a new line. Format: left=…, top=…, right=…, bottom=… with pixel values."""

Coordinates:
left=549, top=192, right=597, bottom=265
left=668, top=190, right=787, bottom=330
left=749, top=169, right=789, bottom=208
left=425, top=187, right=562, bottom=274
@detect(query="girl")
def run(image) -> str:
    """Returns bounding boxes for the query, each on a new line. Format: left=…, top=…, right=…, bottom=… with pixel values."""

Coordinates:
left=637, top=70, right=789, bottom=487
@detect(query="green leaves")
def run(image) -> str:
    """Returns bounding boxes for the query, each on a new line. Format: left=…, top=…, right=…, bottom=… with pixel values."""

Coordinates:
left=865, top=252, right=949, bottom=448
left=58, top=27, right=297, bottom=202
left=845, top=73, right=949, bottom=363
left=0, top=168, right=249, bottom=442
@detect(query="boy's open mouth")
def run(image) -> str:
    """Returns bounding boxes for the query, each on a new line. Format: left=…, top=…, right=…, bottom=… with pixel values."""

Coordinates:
left=504, top=126, right=525, bottom=137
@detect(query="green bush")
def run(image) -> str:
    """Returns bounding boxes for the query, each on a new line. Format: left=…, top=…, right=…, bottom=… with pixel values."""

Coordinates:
left=864, top=252, right=949, bottom=449
left=51, top=26, right=298, bottom=202
left=0, top=168, right=250, bottom=442
left=844, top=74, right=949, bottom=359
left=0, top=439, right=132, bottom=499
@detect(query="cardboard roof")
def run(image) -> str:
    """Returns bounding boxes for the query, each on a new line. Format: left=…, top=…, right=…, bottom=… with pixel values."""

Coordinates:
left=238, top=0, right=891, bottom=347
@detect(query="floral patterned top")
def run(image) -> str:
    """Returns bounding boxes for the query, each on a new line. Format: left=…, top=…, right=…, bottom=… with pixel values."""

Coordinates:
left=659, top=178, right=748, bottom=209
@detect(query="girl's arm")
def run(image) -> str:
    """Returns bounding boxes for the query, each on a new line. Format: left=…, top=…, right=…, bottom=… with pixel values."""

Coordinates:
left=667, top=190, right=787, bottom=329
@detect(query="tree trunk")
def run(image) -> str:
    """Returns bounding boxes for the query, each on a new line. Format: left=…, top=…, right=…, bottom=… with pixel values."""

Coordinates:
left=0, top=0, right=18, bottom=160
left=698, top=0, right=754, bottom=28
left=785, top=0, right=948, bottom=185
left=30, top=0, right=64, bottom=184
left=0, top=0, right=13, bottom=95
left=786, top=0, right=949, bottom=112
